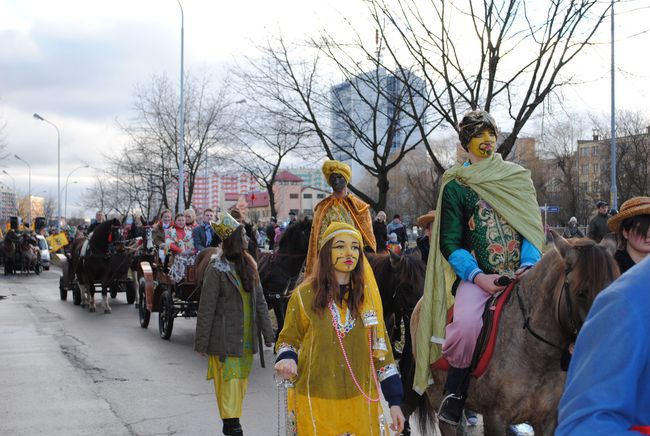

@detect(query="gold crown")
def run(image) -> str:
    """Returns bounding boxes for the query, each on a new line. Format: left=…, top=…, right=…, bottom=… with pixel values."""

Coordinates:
left=210, top=212, right=240, bottom=241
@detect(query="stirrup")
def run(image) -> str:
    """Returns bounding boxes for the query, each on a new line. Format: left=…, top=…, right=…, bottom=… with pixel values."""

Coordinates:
left=438, top=392, right=466, bottom=426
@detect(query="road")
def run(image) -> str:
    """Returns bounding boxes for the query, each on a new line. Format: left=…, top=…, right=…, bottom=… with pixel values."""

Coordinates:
left=0, top=269, right=433, bottom=436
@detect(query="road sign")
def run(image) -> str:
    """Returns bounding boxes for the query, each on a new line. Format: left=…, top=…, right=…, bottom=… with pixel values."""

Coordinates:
left=547, top=206, right=560, bottom=213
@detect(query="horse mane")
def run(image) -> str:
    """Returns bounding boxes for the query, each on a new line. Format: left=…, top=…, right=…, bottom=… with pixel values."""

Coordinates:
left=277, top=220, right=311, bottom=253
left=89, top=218, right=121, bottom=253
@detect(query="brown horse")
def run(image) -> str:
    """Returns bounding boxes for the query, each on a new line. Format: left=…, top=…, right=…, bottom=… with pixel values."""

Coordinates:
left=409, top=233, right=619, bottom=435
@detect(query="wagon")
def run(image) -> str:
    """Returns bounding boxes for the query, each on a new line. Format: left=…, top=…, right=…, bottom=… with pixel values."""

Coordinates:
left=137, top=258, right=201, bottom=340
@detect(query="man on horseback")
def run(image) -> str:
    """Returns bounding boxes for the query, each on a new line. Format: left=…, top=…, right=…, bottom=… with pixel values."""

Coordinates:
left=414, top=110, right=545, bottom=425
left=305, top=159, right=377, bottom=276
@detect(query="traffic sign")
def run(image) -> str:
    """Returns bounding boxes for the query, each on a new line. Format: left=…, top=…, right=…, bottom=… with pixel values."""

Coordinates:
left=547, top=206, right=560, bottom=213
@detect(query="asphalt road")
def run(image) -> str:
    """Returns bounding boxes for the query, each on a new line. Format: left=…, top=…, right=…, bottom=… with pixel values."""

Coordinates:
left=0, top=269, right=431, bottom=436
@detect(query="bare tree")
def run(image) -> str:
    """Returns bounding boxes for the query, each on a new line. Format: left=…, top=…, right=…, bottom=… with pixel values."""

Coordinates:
left=117, top=72, right=234, bottom=213
left=242, top=35, right=435, bottom=212
left=366, top=0, right=612, bottom=159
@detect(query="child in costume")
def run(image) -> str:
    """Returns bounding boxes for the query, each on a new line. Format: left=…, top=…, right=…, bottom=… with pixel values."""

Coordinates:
left=386, top=232, right=401, bottom=255
left=274, top=222, right=405, bottom=435
left=413, top=110, right=545, bottom=425
left=195, top=211, right=274, bottom=436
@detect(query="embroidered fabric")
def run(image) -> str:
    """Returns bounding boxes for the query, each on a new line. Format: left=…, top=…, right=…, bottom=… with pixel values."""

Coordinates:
left=212, top=256, right=231, bottom=273
left=376, top=363, right=399, bottom=382
left=329, top=301, right=356, bottom=336
left=277, top=343, right=298, bottom=355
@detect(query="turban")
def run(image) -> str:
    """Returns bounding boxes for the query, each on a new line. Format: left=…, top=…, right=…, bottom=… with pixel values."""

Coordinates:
left=322, top=160, right=352, bottom=185
left=458, top=110, right=499, bottom=150
left=319, top=222, right=362, bottom=250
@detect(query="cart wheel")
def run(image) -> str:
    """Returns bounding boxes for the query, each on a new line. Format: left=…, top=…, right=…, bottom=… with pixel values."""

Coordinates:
left=159, top=290, right=174, bottom=340
left=59, top=276, right=67, bottom=301
left=126, top=277, right=137, bottom=305
left=138, top=277, right=151, bottom=328
left=72, top=283, right=82, bottom=306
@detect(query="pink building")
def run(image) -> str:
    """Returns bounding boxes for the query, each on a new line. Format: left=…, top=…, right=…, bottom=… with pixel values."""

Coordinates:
left=191, top=171, right=260, bottom=213
left=273, top=171, right=303, bottom=221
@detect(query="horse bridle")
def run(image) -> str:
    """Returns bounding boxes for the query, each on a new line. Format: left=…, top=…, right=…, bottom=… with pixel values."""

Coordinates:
left=516, top=265, right=584, bottom=361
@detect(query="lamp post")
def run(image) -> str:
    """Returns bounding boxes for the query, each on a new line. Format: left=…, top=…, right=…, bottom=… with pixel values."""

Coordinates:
left=64, top=164, right=89, bottom=219
left=14, top=154, right=31, bottom=225
left=176, top=0, right=186, bottom=214
left=63, top=181, right=78, bottom=221
left=33, top=113, right=61, bottom=228
left=2, top=170, right=17, bottom=214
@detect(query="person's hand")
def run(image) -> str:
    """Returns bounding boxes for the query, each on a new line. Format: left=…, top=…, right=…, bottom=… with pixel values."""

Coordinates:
left=389, top=405, right=405, bottom=433
left=474, top=273, right=505, bottom=294
left=197, top=351, right=207, bottom=357
left=274, top=358, right=298, bottom=380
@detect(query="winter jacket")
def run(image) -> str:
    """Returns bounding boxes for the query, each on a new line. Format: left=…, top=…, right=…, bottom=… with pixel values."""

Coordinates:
left=194, top=253, right=274, bottom=360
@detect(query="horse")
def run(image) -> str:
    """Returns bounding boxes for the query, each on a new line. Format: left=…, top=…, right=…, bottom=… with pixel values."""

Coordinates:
left=19, top=234, right=40, bottom=274
left=257, top=219, right=312, bottom=336
left=409, top=232, right=619, bottom=436
left=70, top=218, right=129, bottom=313
left=1, top=237, right=17, bottom=275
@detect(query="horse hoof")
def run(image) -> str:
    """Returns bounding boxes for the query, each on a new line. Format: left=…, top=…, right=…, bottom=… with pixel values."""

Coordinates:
left=89, top=307, right=96, bottom=313
left=104, top=309, right=111, bottom=314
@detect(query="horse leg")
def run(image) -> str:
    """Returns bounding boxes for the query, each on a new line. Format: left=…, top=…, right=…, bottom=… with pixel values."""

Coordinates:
left=482, top=412, right=506, bottom=436
left=102, top=282, right=111, bottom=314
left=88, top=284, right=96, bottom=312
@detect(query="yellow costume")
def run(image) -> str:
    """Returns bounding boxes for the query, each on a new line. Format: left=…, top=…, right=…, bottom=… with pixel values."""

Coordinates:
left=277, top=282, right=397, bottom=435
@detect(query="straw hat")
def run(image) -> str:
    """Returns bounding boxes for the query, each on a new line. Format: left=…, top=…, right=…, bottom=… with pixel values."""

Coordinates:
left=607, top=196, right=650, bottom=232
left=417, top=210, right=436, bottom=229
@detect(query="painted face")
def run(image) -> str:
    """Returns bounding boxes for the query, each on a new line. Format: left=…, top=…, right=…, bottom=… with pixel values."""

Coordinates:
left=330, top=233, right=361, bottom=273
left=329, top=173, right=347, bottom=193
left=467, top=128, right=497, bottom=159
left=624, top=226, right=650, bottom=256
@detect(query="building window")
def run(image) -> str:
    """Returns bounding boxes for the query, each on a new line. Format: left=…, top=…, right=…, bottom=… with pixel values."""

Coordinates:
left=591, top=181, right=599, bottom=192
left=591, top=163, right=599, bottom=173
left=303, top=209, right=311, bottom=215
left=289, top=193, right=299, bottom=199
left=580, top=147, right=589, bottom=157
left=581, top=164, right=588, bottom=175
left=290, top=209, right=299, bottom=215
left=580, top=182, right=588, bottom=192
left=592, top=147, right=599, bottom=156
left=303, top=193, right=313, bottom=199
left=316, top=194, right=325, bottom=199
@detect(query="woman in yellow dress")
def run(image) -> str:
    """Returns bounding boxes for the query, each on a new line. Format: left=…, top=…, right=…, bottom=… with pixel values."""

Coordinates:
left=274, top=222, right=405, bottom=435
left=195, top=212, right=274, bottom=436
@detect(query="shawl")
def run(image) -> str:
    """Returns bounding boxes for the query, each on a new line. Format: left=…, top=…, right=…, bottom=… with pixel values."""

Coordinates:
left=413, top=153, right=544, bottom=394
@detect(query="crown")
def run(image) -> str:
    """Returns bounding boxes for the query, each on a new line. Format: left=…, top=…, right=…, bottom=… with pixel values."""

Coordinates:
left=210, top=212, right=240, bottom=241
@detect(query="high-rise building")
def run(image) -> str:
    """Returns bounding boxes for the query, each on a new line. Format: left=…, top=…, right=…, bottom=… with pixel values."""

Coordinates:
left=330, top=67, right=428, bottom=179
left=0, top=183, right=16, bottom=223
left=191, top=170, right=261, bottom=213
left=287, top=166, right=329, bottom=192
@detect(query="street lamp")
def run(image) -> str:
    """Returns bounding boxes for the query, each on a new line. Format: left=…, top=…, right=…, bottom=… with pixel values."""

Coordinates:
left=14, top=154, right=31, bottom=225
left=2, top=170, right=17, bottom=214
left=176, top=0, right=186, bottom=214
left=33, top=112, right=61, bottom=229
left=64, top=164, right=89, bottom=219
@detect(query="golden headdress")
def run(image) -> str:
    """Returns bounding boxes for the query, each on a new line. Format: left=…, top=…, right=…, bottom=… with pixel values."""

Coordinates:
left=322, top=160, right=352, bottom=185
left=318, top=222, right=362, bottom=250
left=210, top=211, right=240, bottom=241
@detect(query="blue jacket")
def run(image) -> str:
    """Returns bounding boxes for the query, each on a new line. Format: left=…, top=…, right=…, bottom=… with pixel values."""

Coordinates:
left=556, top=256, right=650, bottom=435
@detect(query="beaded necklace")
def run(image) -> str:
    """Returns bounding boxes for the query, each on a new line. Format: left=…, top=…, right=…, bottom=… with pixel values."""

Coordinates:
left=328, top=300, right=380, bottom=403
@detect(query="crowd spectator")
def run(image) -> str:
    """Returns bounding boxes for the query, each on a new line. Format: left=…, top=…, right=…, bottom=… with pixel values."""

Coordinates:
left=265, top=217, right=278, bottom=250
left=607, top=196, right=650, bottom=274
left=562, top=216, right=584, bottom=239
left=192, top=208, right=219, bottom=252
left=373, top=211, right=388, bottom=253
left=387, top=214, right=407, bottom=250
left=587, top=200, right=609, bottom=242
left=416, top=210, right=436, bottom=262
left=387, top=232, right=401, bottom=254
left=87, top=211, right=105, bottom=234
left=184, top=208, right=198, bottom=229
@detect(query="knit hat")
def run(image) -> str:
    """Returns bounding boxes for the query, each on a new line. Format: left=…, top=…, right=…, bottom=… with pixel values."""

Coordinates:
left=322, top=160, right=352, bottom=185
left=210, top=211, right=240, bottom=241
left=607, top=196, right=650, bottom=232
left=458, top=110, right=498, bottom=150
left=318, top=222, right=362, bottom=250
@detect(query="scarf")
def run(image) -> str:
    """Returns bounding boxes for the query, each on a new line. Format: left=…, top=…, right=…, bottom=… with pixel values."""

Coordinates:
left=413, top=153, right=544, bottom=394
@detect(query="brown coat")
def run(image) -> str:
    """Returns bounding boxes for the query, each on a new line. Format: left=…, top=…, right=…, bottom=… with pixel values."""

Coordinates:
left=194, top=253, right=273, bottom=360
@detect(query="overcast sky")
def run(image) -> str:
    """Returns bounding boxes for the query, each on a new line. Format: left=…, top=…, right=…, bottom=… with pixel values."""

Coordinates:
left=0, top=0, right=648, bottom=218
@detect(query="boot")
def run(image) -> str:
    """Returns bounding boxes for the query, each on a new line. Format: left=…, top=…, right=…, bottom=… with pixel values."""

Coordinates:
left=222, top=418, right=243, bottom=436
left=438, top=366, right=471, bottom=426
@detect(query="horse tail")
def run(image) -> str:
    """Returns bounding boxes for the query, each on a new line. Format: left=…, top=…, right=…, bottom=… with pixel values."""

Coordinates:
left=413, top=384, right=438, bottom=436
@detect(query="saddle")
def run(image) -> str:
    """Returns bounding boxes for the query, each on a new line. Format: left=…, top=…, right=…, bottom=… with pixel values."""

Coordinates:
left=431, top=282, right=516, bottom=378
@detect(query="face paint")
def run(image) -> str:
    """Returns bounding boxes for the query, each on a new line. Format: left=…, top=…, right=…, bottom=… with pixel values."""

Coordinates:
left=467, top=128, right=497, bottom=159
left=329, top=173, right=347, bottom=193
left=330, top=233, right=360, bottom=273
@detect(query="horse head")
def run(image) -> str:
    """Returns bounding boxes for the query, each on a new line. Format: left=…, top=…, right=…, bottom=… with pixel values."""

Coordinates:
left=89, top=218, right=124, bottom=253
left=550, top=230, right=620, bottom=342
left=388, top=250, right=426, bottom=312
left=278, top=219, right=312, bottom=255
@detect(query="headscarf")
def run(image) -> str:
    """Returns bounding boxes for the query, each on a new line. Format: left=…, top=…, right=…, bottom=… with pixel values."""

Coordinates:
left=458, top=110, right=499, bottom=150
left=319, top=222, right=363, bottom=249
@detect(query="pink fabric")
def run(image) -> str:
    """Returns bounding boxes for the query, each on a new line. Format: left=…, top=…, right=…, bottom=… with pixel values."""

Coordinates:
left=442, top=280, right=492, bottom=368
